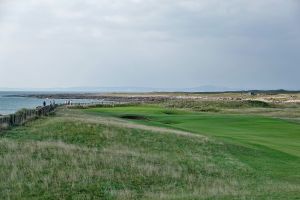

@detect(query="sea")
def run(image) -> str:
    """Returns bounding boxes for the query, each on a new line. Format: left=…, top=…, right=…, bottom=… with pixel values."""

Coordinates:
left=0, top=91, right=100, bottom=115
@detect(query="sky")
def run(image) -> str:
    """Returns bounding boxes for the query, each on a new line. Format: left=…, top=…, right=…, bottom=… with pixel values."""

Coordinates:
left=0, top=0, right=299, bottom=90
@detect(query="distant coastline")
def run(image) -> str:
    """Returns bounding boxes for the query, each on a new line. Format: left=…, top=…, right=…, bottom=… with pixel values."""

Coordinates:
left=3, top=90, right=300, bottom=107
left=5, top=89, right=300, bottom=99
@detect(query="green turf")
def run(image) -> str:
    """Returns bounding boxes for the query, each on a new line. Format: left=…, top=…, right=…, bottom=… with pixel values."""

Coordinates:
left=1, top=114, right=286, bottom=199
left=86, top=105, right=300, bottom=157
left=0, top=105, right=299, bottom=199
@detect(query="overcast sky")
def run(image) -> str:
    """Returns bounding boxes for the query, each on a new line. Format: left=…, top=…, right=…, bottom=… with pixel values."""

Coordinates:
left=0, top=0, right=299, bottom=90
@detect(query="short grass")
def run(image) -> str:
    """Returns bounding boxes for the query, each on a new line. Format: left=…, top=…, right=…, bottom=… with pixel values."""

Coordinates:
left=86, top=105, right=300, bottom=156
left=0, top=105, right=299, bottom=199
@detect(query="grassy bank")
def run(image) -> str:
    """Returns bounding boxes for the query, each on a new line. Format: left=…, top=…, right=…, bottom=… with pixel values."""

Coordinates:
left=0, top=105, right=299, bottom=199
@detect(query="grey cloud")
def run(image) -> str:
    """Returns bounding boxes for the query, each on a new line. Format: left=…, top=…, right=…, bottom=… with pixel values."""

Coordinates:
left=0, top=0, right=299, bottom=90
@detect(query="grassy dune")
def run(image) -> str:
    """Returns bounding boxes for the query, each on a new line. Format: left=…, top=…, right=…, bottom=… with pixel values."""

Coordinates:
left=0, top=105, right=299, bottom=199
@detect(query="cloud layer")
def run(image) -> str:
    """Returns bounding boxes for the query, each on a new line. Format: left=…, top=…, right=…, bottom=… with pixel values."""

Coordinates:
left=0, top=0, right=299, bottom=89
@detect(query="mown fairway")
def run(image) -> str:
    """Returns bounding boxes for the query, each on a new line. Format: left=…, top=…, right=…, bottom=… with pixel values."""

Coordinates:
left=0, top=105, right=299, bottom=199
left=86, top=105, right=300, bottom=157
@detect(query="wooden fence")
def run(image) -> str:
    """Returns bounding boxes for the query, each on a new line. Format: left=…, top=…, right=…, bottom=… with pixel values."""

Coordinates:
left=0, top=101, right=129, bottom=130
left=0, top=105, right=58, bottom=130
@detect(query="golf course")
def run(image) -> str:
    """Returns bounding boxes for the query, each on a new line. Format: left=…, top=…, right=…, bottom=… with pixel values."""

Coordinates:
left=0, top=100, right=299, bottom=199
left=1, top=0, right=299, bottom=199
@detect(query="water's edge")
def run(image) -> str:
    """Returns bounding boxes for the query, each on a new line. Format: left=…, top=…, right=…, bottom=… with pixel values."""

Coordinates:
left=0, top=91, right=102, bottom=115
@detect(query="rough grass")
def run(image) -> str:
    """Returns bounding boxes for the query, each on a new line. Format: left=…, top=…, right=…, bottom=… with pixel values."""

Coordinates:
left=1, top=107, right=300, bottom=199
left=160, top=99, right=300, bottom=121
left=0, top=118, right=252, bottom=199
left=161, top=100, right=272, bottom=112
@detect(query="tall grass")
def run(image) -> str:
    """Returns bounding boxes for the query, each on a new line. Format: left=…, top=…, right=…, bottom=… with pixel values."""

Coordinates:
left=162, top=99, right=272, bottom=112
left=1, top=112, right=299, bottom=199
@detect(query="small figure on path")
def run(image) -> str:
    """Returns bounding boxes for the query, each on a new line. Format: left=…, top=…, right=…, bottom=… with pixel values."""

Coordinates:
left=43, top=101, right=46, bottom=107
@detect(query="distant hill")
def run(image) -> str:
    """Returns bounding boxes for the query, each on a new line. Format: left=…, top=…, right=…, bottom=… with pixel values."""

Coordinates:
left=0, top=86, right=233, bottom=93
left=0, top=86, right=299, bottom=93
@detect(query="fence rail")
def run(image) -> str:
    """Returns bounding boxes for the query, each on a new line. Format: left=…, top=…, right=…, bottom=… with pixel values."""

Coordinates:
left=0, top=105, right=58, bottom=130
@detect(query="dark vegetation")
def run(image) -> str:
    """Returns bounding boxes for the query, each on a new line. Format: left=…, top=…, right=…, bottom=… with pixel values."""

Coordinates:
left=120, top=114, right=149, bottom=120
left=162, top=100, right=272, bottom=112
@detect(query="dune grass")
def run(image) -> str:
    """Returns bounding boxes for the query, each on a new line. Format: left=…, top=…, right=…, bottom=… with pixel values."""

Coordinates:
left=0, top=106, right=299, bottom=199
left=161, top=99, right=273, bottom=112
